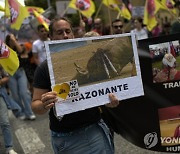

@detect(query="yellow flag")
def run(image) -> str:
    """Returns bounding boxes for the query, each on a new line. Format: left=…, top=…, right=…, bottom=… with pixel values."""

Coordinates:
left=0, top=5, right=5, bottom=12
left=0, top=40, right=19, bottom=76
left=5, top=0, right=30, bottom=30
left=26, top=6, right=45, bottom=14
left=33, top=10, right=50, bottom=31
left=102, top=0, right=121, bottom=12
left=159, top=0, right=177, bottom=15
left=143, top=0, right=162, bottom=31
left=120, top=3, right=131, bottom=20
left=69, top=0, right=95, bottom=18
left=5, top=0, right=10, bottom=17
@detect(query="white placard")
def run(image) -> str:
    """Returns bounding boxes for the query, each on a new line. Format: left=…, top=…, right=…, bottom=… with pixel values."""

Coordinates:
left=45, top=33, right=144, bottom=116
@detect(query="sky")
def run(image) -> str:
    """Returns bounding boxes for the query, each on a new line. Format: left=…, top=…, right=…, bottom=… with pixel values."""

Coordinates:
left=0, top=0, right=25, bottom=17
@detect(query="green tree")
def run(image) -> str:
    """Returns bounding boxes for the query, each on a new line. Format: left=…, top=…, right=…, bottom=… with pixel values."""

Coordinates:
left=25, top=0, right=56, bottom=10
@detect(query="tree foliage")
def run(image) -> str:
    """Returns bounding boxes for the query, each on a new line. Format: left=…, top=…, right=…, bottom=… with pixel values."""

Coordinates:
left=25, top=0, right=56, bottom=10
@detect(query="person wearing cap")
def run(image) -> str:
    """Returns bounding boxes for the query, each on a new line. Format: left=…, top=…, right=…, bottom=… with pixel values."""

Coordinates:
left=153, top=53, right=180, bottom=82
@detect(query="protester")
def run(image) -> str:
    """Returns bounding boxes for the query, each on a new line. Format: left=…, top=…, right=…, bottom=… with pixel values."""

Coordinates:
left=32, top=24, right=49, bottom=65
left=171, top=0, right=180, bottom=34
left=170, top=20, right=180, bottom=34
left=5, top=34, right=36, bottom=120
left=153, top=53, right=180, bottom=83
left=83, top=31, right=100, bottom=37
left=31, top=16, right=119, bottom=154
left=151, top=23, right=162, bottom=37
left=91, top=18, right=104, bottom=35
left=19, top=44, right=37, bottom=94
left=112, top=19, right=124, bottom=34
left=0, top=66, right=18, bottom=154
left=160, top=23, right=171, bottom=36
left=131, top=17, right=148, bottom=40
left=73, top=19, right=86, bottom=38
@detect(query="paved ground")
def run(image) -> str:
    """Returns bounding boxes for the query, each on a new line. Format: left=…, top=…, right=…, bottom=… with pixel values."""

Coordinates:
left=0, top=111, right=176, bottom=154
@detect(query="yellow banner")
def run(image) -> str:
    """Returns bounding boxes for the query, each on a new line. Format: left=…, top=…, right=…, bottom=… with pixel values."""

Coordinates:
left=0, top=40, right=19, bottom=76
left=0, top=5, right=5, bottom=12
left=102, top=0, right=120, bottom=11
left=143, top=0, right=162, bottom=31
left=26, top=6, right=44, bottom=14
left=69, top=0, right=95, bottom=18
left=33, top=10, right=49, bottom=31
left=5, top=0, right=30, bottom=30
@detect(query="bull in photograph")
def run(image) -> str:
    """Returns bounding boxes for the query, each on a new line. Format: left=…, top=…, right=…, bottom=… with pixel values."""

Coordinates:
left=73, top=36, right=134, bottom=85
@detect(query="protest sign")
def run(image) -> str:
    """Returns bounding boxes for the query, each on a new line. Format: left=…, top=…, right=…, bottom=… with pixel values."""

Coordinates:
left=45, top=33, right=144, bottom=116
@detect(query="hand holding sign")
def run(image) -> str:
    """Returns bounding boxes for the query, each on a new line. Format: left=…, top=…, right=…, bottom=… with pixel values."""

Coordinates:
left=52, top=80, right=79, bottom=101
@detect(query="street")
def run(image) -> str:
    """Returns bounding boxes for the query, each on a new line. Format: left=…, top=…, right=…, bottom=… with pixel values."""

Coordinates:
left=0, top=111, right=172, bottom=154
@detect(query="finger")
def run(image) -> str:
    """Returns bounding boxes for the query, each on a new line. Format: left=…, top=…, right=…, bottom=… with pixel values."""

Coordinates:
left=109, top=93, right=117, bottom=101
left=44, top=102, right=55, bottom=110
left=107, top=93, right=120, bottom=108
left=41, top=91, right=57, bottom=98
left=43, top=98, right=58, bottom=110
left=41, top=92, right=57, bottom=102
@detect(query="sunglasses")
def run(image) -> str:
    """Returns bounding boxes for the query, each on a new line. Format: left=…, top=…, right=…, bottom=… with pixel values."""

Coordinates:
left=113, top=25, right=123, bottom=29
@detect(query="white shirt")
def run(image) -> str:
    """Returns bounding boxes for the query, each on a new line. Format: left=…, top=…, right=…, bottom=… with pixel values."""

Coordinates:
left=131, top=28, right=148, bottom=40
left=32, top=39, right=49, bottom=64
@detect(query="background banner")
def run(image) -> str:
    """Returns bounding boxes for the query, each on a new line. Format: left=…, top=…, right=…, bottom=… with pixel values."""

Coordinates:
left=103, top=33, right=180, bottom=153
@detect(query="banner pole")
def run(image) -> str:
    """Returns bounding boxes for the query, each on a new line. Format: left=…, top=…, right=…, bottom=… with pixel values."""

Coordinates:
left=94, top=1, right=103, bottom=19
left=61, top=4, right=69, bottom=17
left=107, top=0, right=112, bottom=35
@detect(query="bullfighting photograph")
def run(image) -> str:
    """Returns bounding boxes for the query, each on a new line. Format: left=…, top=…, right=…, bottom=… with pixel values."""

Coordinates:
left=150, top=40, right=180, bottom=83
left=158, top=105, right=180, bottom=146
left=45, top=33, right=144, bottom=116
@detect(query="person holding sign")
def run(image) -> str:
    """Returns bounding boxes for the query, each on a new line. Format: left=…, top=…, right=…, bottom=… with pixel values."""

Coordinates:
left=32, top=16, right=119, bottom=154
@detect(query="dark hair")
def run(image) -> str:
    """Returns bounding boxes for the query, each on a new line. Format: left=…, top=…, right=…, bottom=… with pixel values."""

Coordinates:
left=135, top=17, right=143, bottom=23
left=134, top=17, right=144, bottom=27
left=112, top=19, right=123, bottom=26
left=163, top=23, right=171, bottom=28
left=49, top=16, right=72, bottom=37
left=5, top=34, right=11, bottom=46
left=37, top=24, right=46, bottom=31
left=5, top=34, right=17, bottom=51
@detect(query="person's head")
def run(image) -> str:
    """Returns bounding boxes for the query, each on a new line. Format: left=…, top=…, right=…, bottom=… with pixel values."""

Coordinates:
left=112, top=19, right=124, bottom=34
left=24, top=42, right=32, bottom=52
left=134, top=17, right=143, bottom=29
left=83, top=31, right=100, bottom=37
left=174, top=0, right=180, bottom=9
left=49, top=16, right=74, bottom=40
left=94, top=18, right=102, bottom=29
left=37, top=24, right=49, bottom=41
left=162, top=53, right=176, bottom=68
left=163, top=23, right=171, bottom=34
left=20, top=44, right=27, bottom=54
left=5, top=34, right=16, bottom=49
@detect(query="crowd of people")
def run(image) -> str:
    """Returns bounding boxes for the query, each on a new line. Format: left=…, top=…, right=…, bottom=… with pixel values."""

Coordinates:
left=0, top=13, right=180, bottom=154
